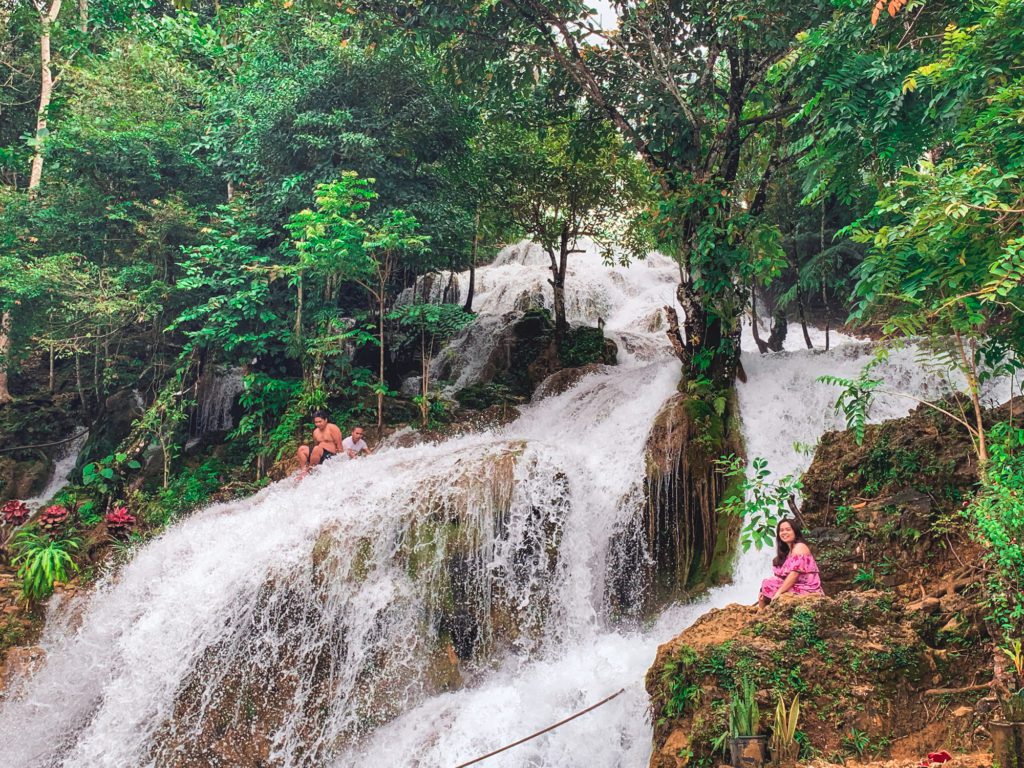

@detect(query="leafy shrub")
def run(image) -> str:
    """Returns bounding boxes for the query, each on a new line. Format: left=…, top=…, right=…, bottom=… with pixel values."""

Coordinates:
left=970, top=422, right=1024, bottom=635
left=10, top=531, right=81, bottom=601
left=82, top=452, right=142, bottom=501
left=728, top=676, right=761, bottom=737
left=558, top=325, right=612, bottom=368
left=144, top=458, right=226, bottom=527
left=717, top=455, right=802, bottom=550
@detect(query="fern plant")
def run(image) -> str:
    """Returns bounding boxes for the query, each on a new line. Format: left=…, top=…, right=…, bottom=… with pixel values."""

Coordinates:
left=10, top=531, right=81, bottom=601
left=817, top=363, right=883, bottom=446
left=769, top=695, right=801, bottom=766
left=728, top=677, right=761, bottom=737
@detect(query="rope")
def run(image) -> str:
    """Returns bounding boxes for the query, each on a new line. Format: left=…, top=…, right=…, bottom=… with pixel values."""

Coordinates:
left=0, top=429, right=89, bottom=454
left=452, top=687, right=627, bottom=768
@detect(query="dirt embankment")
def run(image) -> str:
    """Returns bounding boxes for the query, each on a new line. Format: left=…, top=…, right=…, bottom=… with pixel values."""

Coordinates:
left=647, top=401, right=1011, bottom=768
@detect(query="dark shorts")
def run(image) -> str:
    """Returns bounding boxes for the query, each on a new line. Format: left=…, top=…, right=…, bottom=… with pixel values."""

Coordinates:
left=309, top=446, right=335, bottom=465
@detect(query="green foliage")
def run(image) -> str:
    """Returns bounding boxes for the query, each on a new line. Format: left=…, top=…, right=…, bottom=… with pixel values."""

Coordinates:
left=852, top=568, right=879, bottom=591
left=817, top=363, right=883, bottom=446
left=842, top=728, right=870, bottom=757
left=144, top=458, right=228, bottom=527
left=717, top=456, right=802, bottom=551
left=659, top=645, right=702, bottom=721
left=171, top=203, right=288, bottom=363
left=970, top=422, right=1024, bottom=636
left=558, top=325, right=611, bottom=369
left=769, top=695, right=801, bottom=766
left=10, top=531, right=81, bottom=602
left=728, top=677, right=761, bottom=738
left=82, top=452, right=142, bottom=501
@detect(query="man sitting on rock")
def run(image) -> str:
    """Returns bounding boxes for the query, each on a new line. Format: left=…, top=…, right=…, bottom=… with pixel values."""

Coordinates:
left=296, top=412, right=343, bottom=476
left=342, top=426, right=373, bottom=459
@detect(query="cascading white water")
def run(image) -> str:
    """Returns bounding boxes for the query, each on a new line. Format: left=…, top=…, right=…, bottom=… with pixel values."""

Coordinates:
left=0, top=241, right=979, bottom=768
left=193, top=367, right=244, bottom=435
left=23, top=431, right=88, bottom=510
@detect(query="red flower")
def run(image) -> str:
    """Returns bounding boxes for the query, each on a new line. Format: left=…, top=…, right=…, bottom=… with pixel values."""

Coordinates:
left=1, top=500, right=30, bottom=526
left=104, top=506, right=136, bottom=537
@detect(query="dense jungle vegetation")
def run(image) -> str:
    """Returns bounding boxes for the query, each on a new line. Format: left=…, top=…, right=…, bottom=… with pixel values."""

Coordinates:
left=1, top=0, right=1024, bottom=644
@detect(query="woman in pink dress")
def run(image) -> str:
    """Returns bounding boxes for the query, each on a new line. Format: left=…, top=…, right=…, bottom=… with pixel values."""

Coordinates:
left=758, top=518, right=824, bottom=609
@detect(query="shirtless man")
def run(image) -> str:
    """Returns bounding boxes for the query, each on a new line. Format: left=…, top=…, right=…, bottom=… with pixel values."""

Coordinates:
left=296, top=412, right=343, bottom=476
left=342, top=426, right=373, bottom=459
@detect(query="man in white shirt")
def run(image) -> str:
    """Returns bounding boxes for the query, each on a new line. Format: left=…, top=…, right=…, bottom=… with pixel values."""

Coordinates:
left=342, top=426, right=373, bottom=459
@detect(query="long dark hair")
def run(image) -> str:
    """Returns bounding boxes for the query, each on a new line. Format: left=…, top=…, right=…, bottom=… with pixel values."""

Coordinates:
left=773, top=517, right=809, bottom=567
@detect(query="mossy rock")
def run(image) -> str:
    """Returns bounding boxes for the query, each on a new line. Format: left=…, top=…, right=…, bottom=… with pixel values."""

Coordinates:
left=609, top=390, right=743, bottom=618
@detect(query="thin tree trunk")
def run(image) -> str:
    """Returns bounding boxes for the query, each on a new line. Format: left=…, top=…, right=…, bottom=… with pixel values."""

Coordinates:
left=420, top=329, right=429, bottom=427
left=377, top=288, right=385, bottom=430
left=28, top=0, right=63, bottom=193
left=0, top=311, right=13, bottom=404
left=77, top=0, right=86, bottom=32
left=463, top=211, right=479, bottom=313
left=74, top=349, right=85, bottom=408
left=821, top=200, right=830, bottom=352
left=796, top=287, right=813, bottom=349
left=548, top=228, right=570, bottom=340
left=954, top=329, right=988, bottom=465
left=750, top=282, right=769, bottom=354
left=822, top=281, right=831, bottom=352
left=48, top=343, right=55, bottom=393
left=295, top=273, right=303, bottom=342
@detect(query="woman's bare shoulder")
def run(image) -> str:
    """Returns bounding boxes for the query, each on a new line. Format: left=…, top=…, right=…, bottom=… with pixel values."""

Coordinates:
left=791, top=542, right=812, bottom=556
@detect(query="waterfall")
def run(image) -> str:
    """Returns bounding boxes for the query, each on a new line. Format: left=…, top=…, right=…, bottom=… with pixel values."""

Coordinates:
left=193, top=367, right=244, bottom=435
left=23, top=431, right=88, bottom=510
left=0, top=242, right=978, bottom=768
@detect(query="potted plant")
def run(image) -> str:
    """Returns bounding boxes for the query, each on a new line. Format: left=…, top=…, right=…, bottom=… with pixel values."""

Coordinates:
left=769, top=694, right=801, bottom=768
left=992, top=639, right=1024, bottom=768
left=729, top=677, right=767, bottom=767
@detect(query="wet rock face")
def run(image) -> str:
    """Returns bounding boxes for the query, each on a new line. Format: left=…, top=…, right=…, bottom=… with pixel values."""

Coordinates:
left=0, top=456, right=51, bottom=503
left=155, top=444, right=569, bottom=764
left=608, top=393, right=741, bottom=617
left=75, top=388, right=144, bottom=471
left=446, top=308, right=616, bottom=404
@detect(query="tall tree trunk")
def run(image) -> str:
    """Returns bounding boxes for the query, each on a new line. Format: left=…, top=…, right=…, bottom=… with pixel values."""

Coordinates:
left=750, top=282, right=769, bottom=354
left=954, top=330, right=988, bottom=465
left=795, top=287, right=813, bottom=349
left=294, top=273, right=303, bottom=342
left=820, top=200, right=830, bottom=351
left=0, top=311, right=13, bottom=404
left=548, top=228, right=570, bottom=341
left=77, top=0, right=86, bottom=32
left=3, top=1, right=62, bottom=400
left=463, top=211, right=479, bottom=313
left=29, top=0, right=63, bottom=193
left=377, top=288, right=385, bottom=430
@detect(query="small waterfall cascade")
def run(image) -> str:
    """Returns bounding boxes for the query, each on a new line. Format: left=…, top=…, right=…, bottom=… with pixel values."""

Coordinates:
left=0, top=241, right=984, bottom=768
left=193, top=366, right=244, bottom=435
left=23, top=430, right=88, bottom=509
